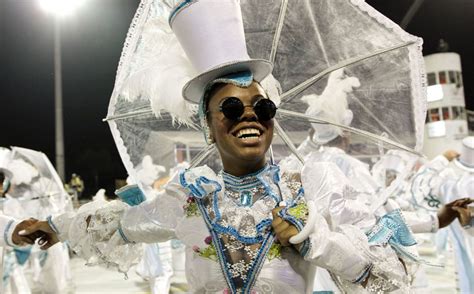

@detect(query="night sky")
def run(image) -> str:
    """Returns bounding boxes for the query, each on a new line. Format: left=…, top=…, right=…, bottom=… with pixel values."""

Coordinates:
left=1, top=0, right=473, bottom=198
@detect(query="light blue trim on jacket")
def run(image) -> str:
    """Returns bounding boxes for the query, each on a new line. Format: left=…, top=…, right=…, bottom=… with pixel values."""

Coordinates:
left=115, top=184, right=146, bottom=206
left=4, top=219, right=15, bottom=247
left=118, top=225, right=134, bottom=244
left=366, top=209, right=419, bottom=261
left=277, top=191, right=310, bottom=257
left=196, top=198, right=275, bottom=293
left=168, top=0, right=194, bottom=26
left=14, top=246, right=32, bottom=265
left=180, top=165, right=282, bottom=244
left=47, top=215, right=60, bottom=235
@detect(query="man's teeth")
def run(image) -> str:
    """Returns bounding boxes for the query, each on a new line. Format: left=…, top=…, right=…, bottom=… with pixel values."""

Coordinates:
left=236, top=128, right=261, bottom=138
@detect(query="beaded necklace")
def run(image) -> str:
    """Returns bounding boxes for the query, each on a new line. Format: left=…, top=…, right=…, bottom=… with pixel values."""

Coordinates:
left=221, top=165, right=268, bottom=207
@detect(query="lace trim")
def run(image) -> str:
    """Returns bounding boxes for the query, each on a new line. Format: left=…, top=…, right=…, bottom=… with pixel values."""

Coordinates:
left=107, top=0, right=154, bottom=191
left=350, top=0, right=427, bottom=151
left=183, top=166, right=304, bottom=292
left=114, top=0, right=151, bottom=88
left=195, top=177, right=274, bottom=244
left=201, top=215, right=275, bottom=294
left=336, top=227, right=410, bottom=293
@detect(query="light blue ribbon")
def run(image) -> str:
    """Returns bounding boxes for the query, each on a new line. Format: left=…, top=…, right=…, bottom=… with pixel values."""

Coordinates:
left=115, top=185, right=146, bottom=206
left=366, top=209, right=418, bottom=261
left=14, top=247, right=32, bottom=265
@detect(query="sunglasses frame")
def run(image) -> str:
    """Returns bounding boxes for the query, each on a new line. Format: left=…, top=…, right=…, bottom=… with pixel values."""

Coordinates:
left=216, top=96, right=277, bottom=121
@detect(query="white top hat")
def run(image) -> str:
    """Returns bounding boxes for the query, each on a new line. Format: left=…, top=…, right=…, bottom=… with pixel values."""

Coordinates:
left=457, top=136, right=474, bottom=171
left=169, top=0, right=273, bottom=103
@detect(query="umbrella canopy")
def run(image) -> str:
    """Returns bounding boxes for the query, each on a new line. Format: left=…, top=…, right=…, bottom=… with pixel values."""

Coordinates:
left=106, top=0, right=426, bottom=185
left=8, top=147, right=72, bottom=217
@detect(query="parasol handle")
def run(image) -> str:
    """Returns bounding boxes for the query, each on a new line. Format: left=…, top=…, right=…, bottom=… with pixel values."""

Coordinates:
left=289, top=200, right=317, bottom=245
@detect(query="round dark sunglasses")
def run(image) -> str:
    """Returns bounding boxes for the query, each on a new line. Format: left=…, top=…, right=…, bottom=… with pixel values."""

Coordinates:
left=217, top=96, right=277, bottom=121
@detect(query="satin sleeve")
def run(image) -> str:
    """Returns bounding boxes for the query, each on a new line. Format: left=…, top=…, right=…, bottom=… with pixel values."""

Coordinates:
left=49, top=177, right=188, bottom=272
left=0, top=214, right=19, bottom=247
left=403, top=210, right=439, bottom=233
left=302, top=160, right=375, bottom=230
left=410, top=155, right=455, bottom=205
left=120, top=185, right=185, bottom=243
left=300, top=161, right=411, bottom=292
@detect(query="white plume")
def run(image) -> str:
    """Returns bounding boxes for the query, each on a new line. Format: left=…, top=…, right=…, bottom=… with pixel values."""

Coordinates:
left=0, top=147, right=11, bottom=171
left=260, top=74, right=282, bottom=106
left=120, top=18, right=197, bottom=125
left=8, top=159, right=39, bottom=185
left=93, top=189, right=107, bottom=202
left=301, top=69, right=360, bottom=142
left=134, top=155, right=166, bottom=187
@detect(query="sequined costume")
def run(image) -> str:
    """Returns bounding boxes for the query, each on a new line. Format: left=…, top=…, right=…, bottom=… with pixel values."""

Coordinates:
left=48, top=160, right=417, bottom=293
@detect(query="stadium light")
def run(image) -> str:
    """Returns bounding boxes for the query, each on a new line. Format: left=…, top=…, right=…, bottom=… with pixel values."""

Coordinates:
left=39, top=0, right=86, bottom=16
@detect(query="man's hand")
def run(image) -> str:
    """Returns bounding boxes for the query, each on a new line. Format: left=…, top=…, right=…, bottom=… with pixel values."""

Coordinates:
left=19, top=220, right=59, bottom=250
left=443, top=150, right=460, bottom=162
left=271, top=207, right=299, bottom=247
left=451, top=198, right=473, bottom=227
left=438, top=198, right=473, bottom=228
left=12, top=219, right=42, bottom=246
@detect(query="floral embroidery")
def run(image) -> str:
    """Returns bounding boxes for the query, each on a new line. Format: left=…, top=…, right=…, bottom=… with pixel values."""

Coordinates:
left=228, top=260, right=251, bottom=280
left=267, top=243, right=282, bottom=261
left=193, top=236, right=218, bottom=261
left=198, top=243, right=218, bottom=261
left=183, top=196, right=200, bottom=217
left=287, top=203, right=308, bottom=221
left=226, top=237, right=245, bottom=253
left=204, top=235, right=212, bottom=245
left=181, top=165, right=305, bottom=292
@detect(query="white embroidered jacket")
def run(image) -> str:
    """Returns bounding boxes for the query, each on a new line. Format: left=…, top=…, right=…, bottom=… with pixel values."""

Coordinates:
left=50, top=162, right=413, bottom=293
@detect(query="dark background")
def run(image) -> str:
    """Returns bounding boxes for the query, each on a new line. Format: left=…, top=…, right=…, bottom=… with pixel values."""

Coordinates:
left=1, top=0, right=472, bottom=198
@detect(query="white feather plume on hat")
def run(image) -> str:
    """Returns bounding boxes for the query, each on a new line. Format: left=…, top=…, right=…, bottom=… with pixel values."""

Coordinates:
left=120, top=18, right=197, bottom=125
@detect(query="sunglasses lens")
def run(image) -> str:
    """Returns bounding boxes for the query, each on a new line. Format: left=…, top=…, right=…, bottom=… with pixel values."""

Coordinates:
left=221, top=97, right=244, bottom=120
left=254, top=99, right=277, bottom=121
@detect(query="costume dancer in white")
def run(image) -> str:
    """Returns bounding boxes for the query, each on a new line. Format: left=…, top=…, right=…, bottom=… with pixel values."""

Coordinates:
left=0, top=156, right=32, bottom=294
left=407, top=137, right=474, bottom=293
left=16, top=2, right=434, bottom=293
left=0, top=147, right=72, bottom=294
